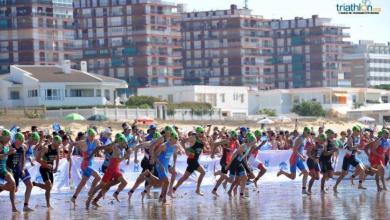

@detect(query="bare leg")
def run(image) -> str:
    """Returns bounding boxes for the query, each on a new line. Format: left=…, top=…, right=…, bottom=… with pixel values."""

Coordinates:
left=71, top=176, right=89, bottom=206
left=172, top=171, right=191, bottom=193
left=277, top=170, right=297, bottom=180
left=113, top=177, right=128, bottom=202
left=23, top=180, right=34, bottom=211
left=333, top=171, right=347, bottom=193
left=88, top=171, right=101, bottom=196
left=168, top=167, right=176, bottom=197
left=195, top=166, right=205, bottom=196
left=254, top=167, right=267, bottom=188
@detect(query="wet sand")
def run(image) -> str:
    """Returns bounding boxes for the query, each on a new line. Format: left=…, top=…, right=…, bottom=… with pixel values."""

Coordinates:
left=1, top=181, right=389, bottom=219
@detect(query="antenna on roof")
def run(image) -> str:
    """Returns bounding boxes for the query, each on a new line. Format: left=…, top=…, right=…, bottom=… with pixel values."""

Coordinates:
left=244, top=0, right=249, bottom=9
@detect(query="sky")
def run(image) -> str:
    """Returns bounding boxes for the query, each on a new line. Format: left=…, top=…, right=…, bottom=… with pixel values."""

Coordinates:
left=177, top=0, right=390, bottom=44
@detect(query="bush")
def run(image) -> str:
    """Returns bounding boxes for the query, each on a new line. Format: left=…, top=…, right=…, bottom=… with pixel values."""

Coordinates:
left=374, top=84, right=390, bottom=90
left=291, top=101, right=326, bottom=117
left=167, top=102, right=213, bottom=116
left=138, top=104, right=151, bottom=109
left=257, top=108, right=276, bottom=116
left=126, top=96, right=162, bottom=108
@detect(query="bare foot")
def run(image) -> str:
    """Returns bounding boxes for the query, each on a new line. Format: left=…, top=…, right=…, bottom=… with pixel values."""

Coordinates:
left=333, top=186, right=338, bottom=194
left=227, top=190, right=232, bottom=197
left=85, top=197, right=92, bottom=210
left=358, top=185, right=367, bottom=190
left=195, top=189, right=204, bottom=196
left=222, top=181, right=227, bottom=190
left=141, top=191, right=147, bottom=202
left=91, top=200, right=101, bottom=207
left=253, top=177, right=260, bottom=188
left=70, top=197, right=76, bottom=207
left=233, top=187, right=237, bottom=196
left=128, top=191, right=133, bottom=201
left=23, top=206, right=34, bottom=212
left=113, top=193, right=120, bottom=202
left=12, top=208, right=20, bottom=213
left=350, top=177, right=355, bottom=185
left=212, top=189, right=219, bottom=196
left=167, top=190, right=176, bottom=198
left=277, top=170, right=282, bottom=177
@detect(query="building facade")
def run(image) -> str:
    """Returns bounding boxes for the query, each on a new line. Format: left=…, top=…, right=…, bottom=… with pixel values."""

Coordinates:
left=138, top=85, right=249, bottom=116
left=269, top=15, right=349, bottom=89
left=0, top=0, right=75, bottom=75
left=0, top=62, right=127, bottom=107
left=344, top=40, right=390, bottom=87
left=179, top=5, right=273, bottom=89
left=73, top=0, right=182, bottom=94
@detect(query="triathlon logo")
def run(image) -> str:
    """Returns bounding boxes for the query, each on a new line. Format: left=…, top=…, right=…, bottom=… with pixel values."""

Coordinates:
left=336, top=0, right=382, bottom=14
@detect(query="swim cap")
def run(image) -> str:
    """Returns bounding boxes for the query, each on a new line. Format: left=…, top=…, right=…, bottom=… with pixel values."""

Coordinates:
left=325, top=129, right=335, bottom=135
left=254, top=130, right=262, bottom=138
left=1, top=129, right=11, bottom=137
left=352, top=126, right=361, bottom=132
left=116, top=134, right=127, bottom=143
left=247, top=132, right=256, bottom=143
left=54, top=135, right=62, bottom=143
left=15, top=132, right=25, bottom=141
left=87, top=128, right=97, bottom=136
left=378, top=130, right=383, bottom=137
left=171, top=131, right=178, bottom=140
left=229, top=130, right=238, bottom=138
left=319, top=134, right=326, bottom=142
left=164, top=125, right=174, bottom=133
left=30, top=132, right=40, bottom=141
left=153, top=132, right=162, bottom=140
left=195, top=127, right=204, bottom=134
left=303, top=127, right=311, bottom=134
left=240, top=127, right=248, bottom=133
left=115, top=133, right=122, bottom=139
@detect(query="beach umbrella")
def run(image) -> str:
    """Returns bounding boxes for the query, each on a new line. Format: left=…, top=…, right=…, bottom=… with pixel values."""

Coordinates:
left=358, top=116, right=375, bottom=123
left=87, top=114, right=108, bottom=121
left=257, top=118, right=275, bottom=125
left=277, top=116, right=292, bottom=123
left=64, top=113, right=85, bottom=121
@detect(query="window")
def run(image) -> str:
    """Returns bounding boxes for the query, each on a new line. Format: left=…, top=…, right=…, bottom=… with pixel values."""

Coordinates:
left=104, top=89, right=110, bottom=100
left=69, top=89, right=94, bottom=97
left=220, top=94, right=225, bottom=103
left=28, top=90, right=38, bottom=97
left=9, top=91, right=20, bottom=100
left=45, top=89, right=61, bottom=100
left=240, top=94, right=244, bottom=103
left=96, top=89, right=101, bottom=97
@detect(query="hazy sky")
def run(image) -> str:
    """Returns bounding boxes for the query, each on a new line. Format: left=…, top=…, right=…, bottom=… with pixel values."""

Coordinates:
left=177, top=0, right=390, bottom=44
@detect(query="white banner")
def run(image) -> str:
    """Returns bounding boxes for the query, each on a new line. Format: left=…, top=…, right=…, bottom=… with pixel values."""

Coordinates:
left=1, top=150, right=389, bottom=193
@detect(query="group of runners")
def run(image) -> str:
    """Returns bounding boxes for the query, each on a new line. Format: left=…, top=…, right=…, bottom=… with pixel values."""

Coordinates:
left=0, top=123, right=389, bottom=213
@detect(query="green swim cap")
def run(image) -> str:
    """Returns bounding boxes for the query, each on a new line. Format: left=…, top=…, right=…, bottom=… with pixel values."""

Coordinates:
left=254, top=130, right=262, bottom=138
left=325, top=129, right=335, bottom=135
left=1, top=129, right=11, bottom=137
left=319, top=134, right=326, bottom=142
left=15, top=132, right=25, bottom=141
left=115, top=133, right=122, bottom=139
left=30, top=132, right=40, bottom=141
left=229, top=130, right=238, bottom=138
left=378, top=130, right=383, bottom=137
left=87, top=128, right=97, bottom=136
left=53, top=135, right=62, bottom=143
left=116, top=134, right=127, bottom=143
left=352, top=126, right=361, bottom=132
left=247, top=132, right=256, bottom=143
left=303, top=127, right=311, bottom=134
left=195, top=127, right=204, bottom=134
left=164, top=126, right=174, bottom=133
left=171, top=131, right=178, bottom=140
left=153, top=132, right=162, bottom=140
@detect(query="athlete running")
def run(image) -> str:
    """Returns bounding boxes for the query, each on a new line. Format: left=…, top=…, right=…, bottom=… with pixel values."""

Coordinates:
left=369, top=128, right=389, bottom=191
left=250, top=130, right=268, bottom=187
left=306, top=134, right=325, bottom=194
left=319, top=129, right=338, bottom=193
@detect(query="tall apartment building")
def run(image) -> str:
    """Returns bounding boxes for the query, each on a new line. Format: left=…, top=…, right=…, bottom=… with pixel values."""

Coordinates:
left=179, top=5, right=273, bottom=89
left=344, top=40, right=390, bottom=87
left=73, top=0, right=182, bottom=94
left=269, top=15, right=349, bottom=88
left=0, top=0, right=75, bottom=75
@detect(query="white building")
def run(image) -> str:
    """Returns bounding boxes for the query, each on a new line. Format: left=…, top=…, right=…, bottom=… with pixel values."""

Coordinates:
left=138, top=85, right=249, bottom=116
left=249, top=87, right=390, bottom=115
left=0, top=62, right=127, bottom=107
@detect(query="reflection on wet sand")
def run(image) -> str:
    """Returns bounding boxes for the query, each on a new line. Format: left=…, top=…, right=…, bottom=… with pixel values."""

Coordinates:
left=2, top=181, right=390, bottom=219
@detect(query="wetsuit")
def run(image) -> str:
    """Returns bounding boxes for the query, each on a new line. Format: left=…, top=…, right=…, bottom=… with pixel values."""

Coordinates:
left=39, top=145, right=57, bottom=183
left=102, top=144, right=125, bottom=183
left=81, top=139, right=97, bottom=177
left=289, top=135, right=307, bottom=174
left=0, top=145, right=9, bottom=179
left=342, top=136, right=362, bottom=171
left=307, top=143, right=322, bottom=173
left=220, top=140, right=236, bottom=174
left=156, top=142, right=177, bottom=180
left=319, top=139, right=335, bottom=173
left=229, top=146, right=251, bottom=177
left=186, top=139, right=204, bottom=173
left=370, top=138, right=390, bottom=167
left=7, top=143, right=31, bottom=188
left=100, top=138, right=112, bottom=173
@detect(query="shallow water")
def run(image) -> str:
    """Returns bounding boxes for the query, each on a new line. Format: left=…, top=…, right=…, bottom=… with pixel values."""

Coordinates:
left=1, top=181, right=389, bottom=219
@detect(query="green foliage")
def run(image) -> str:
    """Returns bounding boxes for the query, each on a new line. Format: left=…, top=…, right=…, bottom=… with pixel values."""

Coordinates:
left=291, top=101, right=326, bottom=117
left=167, top=102, right=213, bottom=116
left=138, top=104, right=151, bottom=109
left=126, top=96, right=162, bottom=108
left=374, top=84, right=390, bottom=90
left=257, top=108, right=276, bottom=116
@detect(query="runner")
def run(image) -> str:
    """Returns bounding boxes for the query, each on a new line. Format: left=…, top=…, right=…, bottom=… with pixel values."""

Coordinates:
left=86, top=134, right=129, bottom=209
left=251, top=130, right=268, bottom=187
left=277, top=127, right=311, bottom=195
left=319, top=129, right=338, bottom=193
left=306, top=134, right=325, bottom=194
left=172, top=127, right=209, bottom=196
left=33, top=135, right=61, bottom=208
left=70, top=128, right=101, bottom=206
left=369, top=128, right=389, bottom=191
left=6, top=132, right=34, bottom=211
left=0, top=129, right=18, bottom=212
left=333, top=126, right=366, bottom=193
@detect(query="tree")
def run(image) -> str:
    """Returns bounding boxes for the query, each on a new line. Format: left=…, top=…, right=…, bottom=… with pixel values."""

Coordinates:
left=374, top=84, right=390, bottom=90
left=257, top=108, right=276, bottom=116
left=291, top=101, right=326, bottom=117
left=126, top=96, right=162, bottom=108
